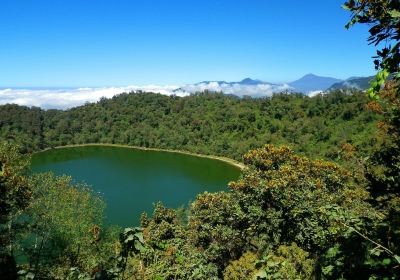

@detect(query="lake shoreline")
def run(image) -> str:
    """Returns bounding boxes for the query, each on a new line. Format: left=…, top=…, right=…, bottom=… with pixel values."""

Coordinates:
left=37, top=143, right=245, bottom=170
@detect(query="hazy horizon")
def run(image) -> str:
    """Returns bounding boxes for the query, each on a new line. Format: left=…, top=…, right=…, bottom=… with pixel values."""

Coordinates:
left=0, top=72, right=368, bottom=109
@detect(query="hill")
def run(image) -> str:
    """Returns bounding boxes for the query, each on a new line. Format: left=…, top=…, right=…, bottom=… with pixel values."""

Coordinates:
left=288, top=73, right=342, bottom=93
left=328, top=76, right=374, bottom=91
left=0, top=90, right=379, bottom=163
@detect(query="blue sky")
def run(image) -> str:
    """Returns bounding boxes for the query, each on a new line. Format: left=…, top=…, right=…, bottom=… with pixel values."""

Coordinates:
left=0, top=0, right=376, bottom=87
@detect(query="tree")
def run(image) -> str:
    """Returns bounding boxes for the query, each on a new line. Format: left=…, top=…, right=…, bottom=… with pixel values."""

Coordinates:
left=21, top=173, right=107, bottom=278
left=0, top=142, right=31, bottom=279
left=344, top=0, right=400, bottom=95
left=344, top=1, right=400, bottom=277
left=188, top=145, right=376, bottom=277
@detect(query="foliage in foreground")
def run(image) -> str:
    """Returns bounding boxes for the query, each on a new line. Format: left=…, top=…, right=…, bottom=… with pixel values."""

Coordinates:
left=20, top=173, right=110, bottom=278
left=1, top=133, right=399, bottom=279
left=0, top=142, right=120, bottom=279
left=0, top=143, right=31, bottom=279
left=112, top=145, right=399, bottom=279
left=341, top=1, right=400, bottom=277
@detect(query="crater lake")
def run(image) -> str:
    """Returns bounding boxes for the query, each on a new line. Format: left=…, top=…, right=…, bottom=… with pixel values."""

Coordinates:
left=31, top=145, right=241, bottom=227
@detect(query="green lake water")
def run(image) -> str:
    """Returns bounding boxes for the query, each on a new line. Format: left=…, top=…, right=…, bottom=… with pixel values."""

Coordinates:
left=31, top=146, right=241, bottom=227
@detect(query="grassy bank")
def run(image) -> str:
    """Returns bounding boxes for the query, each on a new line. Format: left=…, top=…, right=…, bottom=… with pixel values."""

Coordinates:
left=38, top=143, right=245, bottom=170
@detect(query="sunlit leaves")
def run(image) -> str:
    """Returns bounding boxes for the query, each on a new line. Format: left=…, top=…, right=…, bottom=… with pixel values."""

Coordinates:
left=22, top=172, right=105, bottom=275
left=0, top=142, right=31, bottom=279
left=367, top=69, right=390, bottom=99
left=344, top=0, right=400, bottom=95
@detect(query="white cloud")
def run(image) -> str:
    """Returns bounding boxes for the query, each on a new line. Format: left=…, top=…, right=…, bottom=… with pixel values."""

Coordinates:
left=308, top=90, right=323, bottom=97
left=0, top=82, right=294, bottom=110
left=0, top=86, right=186, bottom=110
left=176, top=82, right=292, bottom=98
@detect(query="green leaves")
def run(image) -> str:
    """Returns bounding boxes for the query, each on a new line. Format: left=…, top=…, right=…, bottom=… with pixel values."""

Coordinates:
left=121, top=227, right=146, bottom=254
left=322, top=265, right=335, bottom=276
left=235, top=145, right=374, bottom=252
left=344, top=0, right=400, bottom=91
left=254, top=270, right=268, bottom=279
left=0, top=142, right=31, bottom=279
left=19, top=172, right=106, bottom=277
left=17, top=270, right=36, bottom=280
left=347, top=3, right=400, bottom=278
left=325, top=245, right=341, bottom=259
left=253, top=243, right=315, bottom=279
left=341, top=4, right=351, bottom=11
left=367, top=69, right=390, bottom=99
left=382, top=258, right=391, bottom=266
left=388, top=9, right=400, bottom=18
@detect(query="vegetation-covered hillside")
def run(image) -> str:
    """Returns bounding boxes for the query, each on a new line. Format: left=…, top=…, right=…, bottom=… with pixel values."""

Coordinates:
left=0, top=90, right=378, bottom=164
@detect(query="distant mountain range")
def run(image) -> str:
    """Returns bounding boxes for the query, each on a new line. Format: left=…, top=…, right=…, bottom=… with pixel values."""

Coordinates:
left=327, top=76, right=374, bottom=91
left=194, top=78, right=268, bottom=86
left=173, top=78, right=290, bottom=98
left=288, top=74, right=342, bottom=93
left=173, top=74, right=373, bottom=97
left=0, top=74, right=375, bottom=109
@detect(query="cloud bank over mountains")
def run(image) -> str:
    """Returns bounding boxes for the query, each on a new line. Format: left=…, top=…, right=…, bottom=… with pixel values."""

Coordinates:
left=0, top=74, right=372, bottom=110
left=0, top=86, right=186, bottom=110
left=0, top=82, right=292, bottom=110
left=175, top=81, right=291, bottom=98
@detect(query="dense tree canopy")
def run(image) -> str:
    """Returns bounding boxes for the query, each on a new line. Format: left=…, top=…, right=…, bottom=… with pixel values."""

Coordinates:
left=0, top=90, right=379, bottom=166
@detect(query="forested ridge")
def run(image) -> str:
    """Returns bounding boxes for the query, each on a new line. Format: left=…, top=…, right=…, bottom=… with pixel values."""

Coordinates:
left=1, top=0, right=400, bottom=279
left=0, top=90, right=378, bottom=163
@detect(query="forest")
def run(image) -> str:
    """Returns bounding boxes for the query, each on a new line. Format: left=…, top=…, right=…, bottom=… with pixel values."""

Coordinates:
left=1, top=0, right=399, bottom=279
left=0, top=90, right=379, bottom=164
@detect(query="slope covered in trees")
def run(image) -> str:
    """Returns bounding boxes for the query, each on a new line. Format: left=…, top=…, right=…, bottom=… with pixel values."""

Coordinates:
left=0, top=90, right=379, bottom=165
